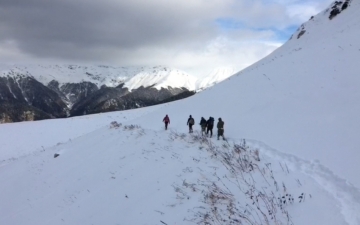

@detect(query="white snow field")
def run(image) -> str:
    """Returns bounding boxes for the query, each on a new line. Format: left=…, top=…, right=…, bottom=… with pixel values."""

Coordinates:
left=1, top=1, right=360, bottom=225
left=0, top=105, right=162, bottom=163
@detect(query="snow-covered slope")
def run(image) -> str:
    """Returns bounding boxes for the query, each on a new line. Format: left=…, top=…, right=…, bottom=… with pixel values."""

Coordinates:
left=0, top=119, right=350, bottom=225
left=0, top=64, right=231, bottom=91
left=0, top=105, right=162, bottom=163
left=124, top=68, right=198, bottom=91
left=196, top=67, right=235, bottom=90
left=134, top=0, right=360, bottom=188
left=1, top=1, right=360, bottom=224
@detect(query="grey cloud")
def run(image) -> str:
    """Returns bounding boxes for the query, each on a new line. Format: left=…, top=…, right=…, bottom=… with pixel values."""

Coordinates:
left=0, top=0, right=331, bottom=75
left=0, top=0, right=218, bottom=60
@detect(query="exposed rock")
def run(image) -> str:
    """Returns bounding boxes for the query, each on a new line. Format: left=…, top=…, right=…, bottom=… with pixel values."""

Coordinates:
left=0, top=102, right=52, bottom=123
left=70, top=86, right=129, bottom=116
left=70, top=85, right=192, bottom=116
left=0, top=67, right=199, bottom=123
left=297, top=30, right=306, bottom=39
left=0, top=75, right=67, bottom=121
left=60, top=82, right=99, bottom=106
left=158, top=90, right=196, bottom=104
left=329, top=0, right=351, bottom=20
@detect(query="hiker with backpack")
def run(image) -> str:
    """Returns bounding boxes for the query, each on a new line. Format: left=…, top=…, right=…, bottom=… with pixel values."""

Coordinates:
left=187, top=115, right=195, bottom=133
left=163, top=114, right=170, bottom=130
left=217, top=117, right=225, bottom=140
left=200, top=117, right=207, bottom=136
left=206, top=116, right=214, bottom=137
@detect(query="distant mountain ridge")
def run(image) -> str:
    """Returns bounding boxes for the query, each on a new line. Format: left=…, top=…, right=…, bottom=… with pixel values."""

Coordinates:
left=0, top=64, right=233, bottom=91
left=0, top=64, right=234, bottom=122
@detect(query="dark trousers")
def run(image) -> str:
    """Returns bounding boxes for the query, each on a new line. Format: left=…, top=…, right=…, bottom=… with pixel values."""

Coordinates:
left=207, top=125, right=213, bottom=137
left=188, top=124, right=193, bottom=133
left=165, top=122, right=169, bottom=130
left=217, top=128, right=224, bottom=139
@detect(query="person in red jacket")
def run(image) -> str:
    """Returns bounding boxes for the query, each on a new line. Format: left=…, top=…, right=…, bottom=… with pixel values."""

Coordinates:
left=163, top=115, right=170, bottom=130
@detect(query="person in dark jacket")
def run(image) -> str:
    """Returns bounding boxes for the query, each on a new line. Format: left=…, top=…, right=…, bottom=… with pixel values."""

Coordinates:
left=163, top=115, right=170, bottom=130
left=187, top=115, right=194, bottom=133
left=217, top=117, right=225, bottom=140
left=206, top=116, right=214, bottom=137
left=200, top=117, right=207, bottom=136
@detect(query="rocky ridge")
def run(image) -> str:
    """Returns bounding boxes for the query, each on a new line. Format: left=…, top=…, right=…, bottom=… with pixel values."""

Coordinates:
left=0, top=65, right=233, bottom=122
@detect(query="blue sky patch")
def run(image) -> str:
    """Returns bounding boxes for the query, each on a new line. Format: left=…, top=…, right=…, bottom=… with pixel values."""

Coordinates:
left=216, top=18, right=299, bottom=42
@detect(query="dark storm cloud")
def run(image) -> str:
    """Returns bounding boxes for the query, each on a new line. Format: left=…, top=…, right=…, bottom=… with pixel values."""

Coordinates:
left=0, top=0, right=217, bottom=60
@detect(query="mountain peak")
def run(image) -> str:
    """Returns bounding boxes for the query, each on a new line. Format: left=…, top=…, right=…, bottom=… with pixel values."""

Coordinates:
left=289, top=0, right=354, bottom=42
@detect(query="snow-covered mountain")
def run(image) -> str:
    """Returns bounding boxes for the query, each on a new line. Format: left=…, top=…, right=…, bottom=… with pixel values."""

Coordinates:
left=0, top=65, right=233, bottom=122
left=0, top=64, right=231, bottom=91
left=196, top=67, right=235, bottom=90
left=1, top=1, right=360, bottom=224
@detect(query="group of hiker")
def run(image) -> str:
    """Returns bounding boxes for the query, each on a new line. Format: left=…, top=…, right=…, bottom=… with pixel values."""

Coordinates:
left=162, top=114, right=225, bottom=140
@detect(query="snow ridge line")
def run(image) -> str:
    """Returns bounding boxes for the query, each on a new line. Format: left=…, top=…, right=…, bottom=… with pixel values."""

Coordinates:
left=246, top=139, right=360, bottom=225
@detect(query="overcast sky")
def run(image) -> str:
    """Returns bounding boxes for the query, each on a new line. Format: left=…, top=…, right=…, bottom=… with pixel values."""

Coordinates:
left=0, top=0, right=333, bottom=77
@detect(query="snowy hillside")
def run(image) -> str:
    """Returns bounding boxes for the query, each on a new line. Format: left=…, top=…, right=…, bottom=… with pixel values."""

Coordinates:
left=124, top=68, right=198, bottom=91
left=196, top=67, right=235, bottom=91
left=134, top=0, right=360, bottom=188
left=0, top=64, right=232, bottom=91
left=1, top=0, right=360, bottom=224
left=0, top=118, right=348, bottom=225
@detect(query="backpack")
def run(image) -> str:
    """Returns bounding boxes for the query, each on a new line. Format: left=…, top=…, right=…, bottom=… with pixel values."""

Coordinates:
left=189, top=118, right=194, bottom=125
left=218, top=120, right=224, bottom=129
left=208, top=117, right=214, bottom=126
